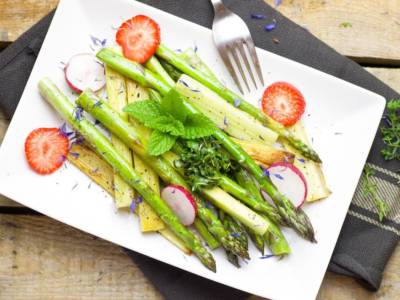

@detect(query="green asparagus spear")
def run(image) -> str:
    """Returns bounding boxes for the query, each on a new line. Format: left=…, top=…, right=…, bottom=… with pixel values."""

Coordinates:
left=180, top=48, right=219, bottom=82
left=219, top=210, right=240, bottom=268
left=76, top=90, right=248, bottom=258
left=155, top=44, right=321, bottom=162
left=245, top=227, right=265, bottom=255
left=158, top=58, right=183, bottom=82
left=223, top=213, right=248, bottom=251
left=96, top=48, right=314, bottom=242
left=145, top=56, right=175, bottom=87
left=38, top=78, right=215, bottom=271
left=193, top=218, right=220, bottom=250
left=218, top=174, right=284, bottom=225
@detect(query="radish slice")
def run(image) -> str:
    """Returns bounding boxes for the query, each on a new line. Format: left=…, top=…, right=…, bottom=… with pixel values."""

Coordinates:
left=161, top=185, right=197, bottom=226
left=267, top=162, right=308, bottom=208
left=64, top=53, right=105, bottom=93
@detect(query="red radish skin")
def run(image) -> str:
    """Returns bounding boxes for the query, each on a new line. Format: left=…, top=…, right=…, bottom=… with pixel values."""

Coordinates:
left=161, top=185, right=197, bottom=226
left=267, top=162, right=308, bottom=208
left=65, top=53, right=106, bottom=93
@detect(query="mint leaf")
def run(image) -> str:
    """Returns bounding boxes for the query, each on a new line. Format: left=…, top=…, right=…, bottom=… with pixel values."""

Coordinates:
left=182, top=114, right=216, bottom=139
left=160, top=89, right=189, bottom=122
left=147, top=130, right=177, bottom=156
left=152, top=116, right=185, bottom=136
left=123, top=100, right=164, bottom=124
left=124, top=100, right=184, bottom=136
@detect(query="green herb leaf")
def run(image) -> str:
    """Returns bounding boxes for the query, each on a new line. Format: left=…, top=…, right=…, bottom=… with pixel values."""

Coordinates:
left=147, top=130, right=177, bottom=156
left=123, top=100, right=162, bottom=121
left=182, top=114, right=216, bottom=139
left=339, top=22, right=352, bottom=28
left=123, top=100, right=184, bottom=136
left=152, top=116, right=185, bottom=136
left=178, top=137, right=236, bottom=191
left=380, top=99, right=400, bottom=161
left=361, top=165, right=389, bottom=222
left=160, top=89, right=189, bottom=122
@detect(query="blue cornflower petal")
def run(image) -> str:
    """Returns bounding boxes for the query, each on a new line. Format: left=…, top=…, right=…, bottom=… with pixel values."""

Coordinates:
left=265, top=20, right=277, bottom=31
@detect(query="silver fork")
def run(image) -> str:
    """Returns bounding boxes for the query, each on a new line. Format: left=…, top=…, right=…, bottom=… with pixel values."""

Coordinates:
left=209, top=0, right=264, bottom=94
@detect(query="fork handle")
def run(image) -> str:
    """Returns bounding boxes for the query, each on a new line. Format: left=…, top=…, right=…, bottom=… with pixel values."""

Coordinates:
left=210, top=0, right=225, bottom=13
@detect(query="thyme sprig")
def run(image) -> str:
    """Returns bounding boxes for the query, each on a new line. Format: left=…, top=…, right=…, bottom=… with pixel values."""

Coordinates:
left=361, top=165, right=389, bottom=222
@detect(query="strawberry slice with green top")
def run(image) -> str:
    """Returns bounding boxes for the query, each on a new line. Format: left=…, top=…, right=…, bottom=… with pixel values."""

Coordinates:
left=116, top=15, right=160, bottom=63
left=25, top=128, right=69, bottom=175
left=261, top=81, right=306, bottom=127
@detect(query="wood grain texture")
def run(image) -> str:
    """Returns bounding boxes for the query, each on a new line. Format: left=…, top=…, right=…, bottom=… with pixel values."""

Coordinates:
left=1, top=0, right=400, bottom=63
left=0, top=112, right=18, bottom=207
left=0, top=214, right=398, bottom=300
left=265, top=0, right=400, bottom=64
left=0, top=214, right=162, bottom=300
left=0, top=0, right=58, bottom=47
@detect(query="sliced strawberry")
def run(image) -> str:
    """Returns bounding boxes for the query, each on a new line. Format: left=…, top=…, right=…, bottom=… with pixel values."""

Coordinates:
left=261, top=82, right=306, bottom=126
left=116, top=15, right=160, bottom=63
left=25, top=128, right=69, bottom=175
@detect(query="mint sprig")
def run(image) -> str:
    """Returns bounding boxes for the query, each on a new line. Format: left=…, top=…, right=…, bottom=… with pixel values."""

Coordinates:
left=148, top=130, right=177, bottom=156
left=124, top=89, right=215, bottom=155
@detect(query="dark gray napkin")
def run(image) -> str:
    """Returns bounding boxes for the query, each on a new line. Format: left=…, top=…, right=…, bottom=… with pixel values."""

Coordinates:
left=0, top=0, right=399, bottom=299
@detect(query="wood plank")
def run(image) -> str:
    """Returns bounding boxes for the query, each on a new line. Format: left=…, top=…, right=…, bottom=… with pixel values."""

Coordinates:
left=0, top=214, right=162, bottom=300
left=0, top=214, right=399, bottom=300
left=0, top=112, right=19, bottom=207
left=366, top=68, right=400, bottom=92
left=0, top=0, right=400, bottom=63
left=0, top=0, right=58, bottom=48
left=265, top=0, right=400, bottom=64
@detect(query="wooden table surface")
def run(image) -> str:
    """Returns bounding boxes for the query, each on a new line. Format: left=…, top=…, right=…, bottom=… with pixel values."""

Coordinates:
left=0, top=1, right=399, bottom=299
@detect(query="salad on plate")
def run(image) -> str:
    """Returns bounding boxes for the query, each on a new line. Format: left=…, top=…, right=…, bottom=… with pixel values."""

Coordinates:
left=25, top=14, right=331, bottom=271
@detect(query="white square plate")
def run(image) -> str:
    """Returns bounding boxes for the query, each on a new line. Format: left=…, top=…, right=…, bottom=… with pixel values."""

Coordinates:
left=0, top=0, right=385, bottom=299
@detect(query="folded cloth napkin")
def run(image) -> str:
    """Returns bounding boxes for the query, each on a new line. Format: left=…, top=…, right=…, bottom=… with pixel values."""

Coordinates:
left=0, top=0, right=399, bottom=298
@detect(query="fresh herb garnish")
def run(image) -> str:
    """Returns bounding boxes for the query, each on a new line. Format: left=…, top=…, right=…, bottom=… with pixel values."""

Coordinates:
left=124, top=89, right=215, bottom=155
left=381, top=99, right=400, bottom=161
left=147, top=130, right=177, bottom=156
left=361, top=165, right=389, bottom=222
left=177, top=137, right=235, bottom=191
left=339, top=22, right=352, bottom=28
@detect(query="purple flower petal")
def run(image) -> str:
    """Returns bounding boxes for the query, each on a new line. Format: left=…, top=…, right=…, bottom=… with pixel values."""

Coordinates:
left=230, top=232, right=241, bottom=238
left=297, top=158, right=306, bottom=163
left=73, top=107, right=84, bottom=121
left=259, top=254, right=275, bottom=259
left=72, top=136, right=85, bottom=145
left=274, top=173, right=284, bottom=180
left=90, top=35, right=107, bottom=48
left=260, top=165, right=270, bottom=177
left=137, top=196, right=143, bottom=204
left=265, top=20, right=277, bottom=31
left=233, top=99, right=241, bottom=107
left=93, top=101, right=102, bottom=108
left=59, top=122, right=74, bottom=138
left=274, top=0, right=282, bottom=7
left=251, top=14, right=266, bottom=20
left=130, top=199, right=136, bottom=213
left=69, top=152, right=80, bottom=158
